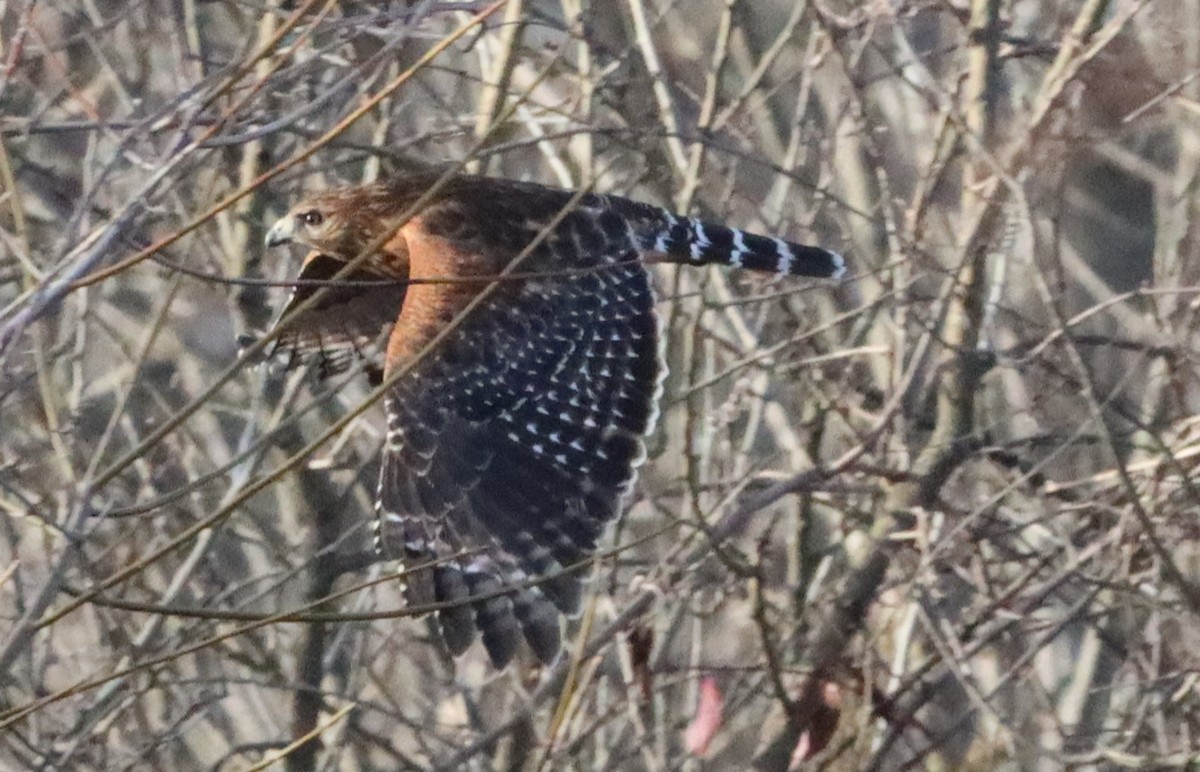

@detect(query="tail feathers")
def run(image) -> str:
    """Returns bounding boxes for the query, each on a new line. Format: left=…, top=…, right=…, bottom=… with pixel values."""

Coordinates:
left=648, top=214, right=845, bottom=280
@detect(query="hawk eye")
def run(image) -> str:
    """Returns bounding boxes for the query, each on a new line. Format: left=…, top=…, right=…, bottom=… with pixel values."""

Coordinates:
left=300, top=210, right=324, bottom=227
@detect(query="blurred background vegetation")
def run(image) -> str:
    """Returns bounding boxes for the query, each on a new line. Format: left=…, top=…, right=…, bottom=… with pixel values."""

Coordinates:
left=2, top=0, right=1199, bottom=769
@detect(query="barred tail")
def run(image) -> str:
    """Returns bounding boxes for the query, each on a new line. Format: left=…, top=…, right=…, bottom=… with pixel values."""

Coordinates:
left=648, top=214, right=845, bottom=280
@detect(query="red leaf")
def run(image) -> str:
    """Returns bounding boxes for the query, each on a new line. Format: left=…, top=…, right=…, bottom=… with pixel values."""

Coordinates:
left=685, top=676, right=725, bottom=757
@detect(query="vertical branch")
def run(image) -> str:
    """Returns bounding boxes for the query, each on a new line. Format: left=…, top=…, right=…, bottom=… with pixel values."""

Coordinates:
left=676, top=0, right=737, bottom=211
left=224, top=4, right=278, bottom=282
left=909, top=0, right=1003, bottom=497
left=561, top=0, right=594, bottom=178
left=286, top=498, right=341, bottom=772
left=469, top=0, right=526, bottom=175
left=626, top=0, right=689, bottom=177
left=961, top=0, right=1002, bottom=213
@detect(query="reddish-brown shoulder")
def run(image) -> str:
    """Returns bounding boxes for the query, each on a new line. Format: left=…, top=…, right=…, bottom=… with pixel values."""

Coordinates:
left=383, top=215, right=500, bottom=371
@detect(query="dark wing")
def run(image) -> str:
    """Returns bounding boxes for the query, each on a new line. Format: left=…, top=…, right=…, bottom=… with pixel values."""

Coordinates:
left=375, top=199, right=663, bottom=667
left=253, top=252, right=406, bottom=381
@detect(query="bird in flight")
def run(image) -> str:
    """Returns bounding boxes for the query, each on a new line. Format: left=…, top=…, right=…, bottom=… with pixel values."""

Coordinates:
left=261, top=170, right=845, bottom=668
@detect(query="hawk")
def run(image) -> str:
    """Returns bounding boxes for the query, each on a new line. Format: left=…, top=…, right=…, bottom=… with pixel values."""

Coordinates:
left=261, top=171, right=844, bottom=667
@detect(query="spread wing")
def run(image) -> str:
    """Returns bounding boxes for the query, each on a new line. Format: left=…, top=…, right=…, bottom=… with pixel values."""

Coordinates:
left=375, top=200, right=663, bottom=667
left=254, top=252, right=406, bottom=381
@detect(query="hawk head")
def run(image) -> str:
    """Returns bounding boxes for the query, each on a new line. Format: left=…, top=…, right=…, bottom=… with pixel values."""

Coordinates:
left=265, top=182, right=420, bottom=264
left=264, top=192, right=363, bottom=257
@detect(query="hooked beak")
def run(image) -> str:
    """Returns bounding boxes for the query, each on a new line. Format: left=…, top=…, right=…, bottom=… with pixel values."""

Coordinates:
left=264, top=216, right=295, bottom=248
